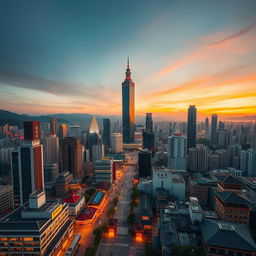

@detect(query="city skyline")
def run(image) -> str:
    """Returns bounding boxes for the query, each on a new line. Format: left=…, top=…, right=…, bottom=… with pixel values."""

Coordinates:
left=0, top=0, right=256, bottom=121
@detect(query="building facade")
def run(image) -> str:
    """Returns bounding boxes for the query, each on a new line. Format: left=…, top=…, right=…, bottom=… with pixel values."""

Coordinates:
left=138, top=149, right=152, bottom=178
left=61, top=137, right=83, bottom=179
left=11, top=121, right=44, bottom=207
left=167, top=134, right=187, bottom=170
left=187, top=105, right=197, bottom=151
left=122, top=58, right=135, bottom=143
left=0, top=191, right=73, bottom=256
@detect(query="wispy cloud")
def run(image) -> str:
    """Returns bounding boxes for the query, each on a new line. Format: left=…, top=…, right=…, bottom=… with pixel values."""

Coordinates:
left=209, top=23, right=256, bottom=46
left=149, top=23, right=256, bottom=81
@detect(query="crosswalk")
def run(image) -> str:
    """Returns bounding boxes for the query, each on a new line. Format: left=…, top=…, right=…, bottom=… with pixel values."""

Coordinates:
left=128, top=247, right=136, bottom=256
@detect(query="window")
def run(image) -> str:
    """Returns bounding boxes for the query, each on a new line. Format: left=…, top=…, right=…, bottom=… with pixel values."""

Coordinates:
left=23, top=238, right=33, bottom=241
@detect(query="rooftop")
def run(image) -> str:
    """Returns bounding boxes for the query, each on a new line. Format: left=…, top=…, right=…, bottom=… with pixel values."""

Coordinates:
left=216, top=175, right=243, bottom=186
left=201, top=218, right=256, bottom=251
left=76, top=206, right=97, bottom=221
left=89, top=117, right=100, bottom=134
left=216, top=191, right=250, bottom=205
left=0, top=200, right=66, bottom=233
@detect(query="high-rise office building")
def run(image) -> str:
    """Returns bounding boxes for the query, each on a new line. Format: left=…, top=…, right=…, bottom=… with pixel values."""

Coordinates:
left=145, top=113, right=153, bottom=133
left=44, top=163, right=59, bottom=183
left=61, top=137, right=83, bottom=179
left=205, top=117, right=210, bottom=139
left=228, top=144, right=241, bottom=169
left=138, top=149, right=152, bottom=178
left=50, top=117, right=57, bottom=135
left=188, top=144, right=208, bottom=172
left=87, top=117, right=103, bottom=161
left=111, top=133, right=123, bottom=153
left=215, top=128, right=228, bottom=148
left=103, top=118, right=111, bottom=149
left=11, top=121, right=44, bottom=206
left=241, top=149, right=256, bottom=176
left=42, top=134, right=59, bottom=164
left=142, top=131, right=155, bottom=156
left=59, top=123, right=67, bottom=140
left=211, top=114, right=218, bottom=145
left=167, top=134, right=187, bottom=170
left=122, top=57, right=135, bottom=143
left=196, top=144, right=209, bottom=172
left=69, top=125, right=82, bottom=141
left=187, top=105, right=197, bottom=151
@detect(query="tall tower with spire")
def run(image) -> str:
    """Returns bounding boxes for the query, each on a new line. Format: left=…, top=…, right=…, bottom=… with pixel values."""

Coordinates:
left=122, top=57, right=135, bottom=143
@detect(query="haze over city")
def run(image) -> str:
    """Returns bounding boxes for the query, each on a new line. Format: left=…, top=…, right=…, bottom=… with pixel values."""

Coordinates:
left=0, top=0, right=256, bottom=121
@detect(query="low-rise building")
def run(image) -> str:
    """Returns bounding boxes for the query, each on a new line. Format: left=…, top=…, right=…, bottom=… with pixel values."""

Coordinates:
left=55, top=171, right=73, bottom=196
left=94, top=158, right=114, bottom=184
left=201, top=218, right=256, bottom=256
left=63, top=194, right=85, bottom=217
left=0, top=190, right=73, bottom=256
left=215, top=191, right=251, bottom=226
left=152, top=167, right=185, bottom=200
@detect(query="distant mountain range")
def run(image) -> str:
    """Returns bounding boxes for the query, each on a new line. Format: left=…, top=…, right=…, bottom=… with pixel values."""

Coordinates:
left=0, top=109, right=122, bottom=128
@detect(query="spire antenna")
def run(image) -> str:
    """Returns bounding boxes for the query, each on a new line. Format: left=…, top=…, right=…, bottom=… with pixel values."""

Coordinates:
left=127, top=56, right=130, bottom=69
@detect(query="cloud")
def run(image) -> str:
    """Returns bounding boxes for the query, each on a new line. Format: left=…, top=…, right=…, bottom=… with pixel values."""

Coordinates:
left=209, top=23, right=256, bottom=46
left=149, top=23, right=256, bottom=80
left=0, top=67, right=119, bottom=102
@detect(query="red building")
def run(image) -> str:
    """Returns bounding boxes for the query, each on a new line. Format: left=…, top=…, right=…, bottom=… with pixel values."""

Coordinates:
left=12, top=121, right=44, bottom=206
left=215, top=191, right=251, bottom=226
left=216, top=175, right=243, bottom=192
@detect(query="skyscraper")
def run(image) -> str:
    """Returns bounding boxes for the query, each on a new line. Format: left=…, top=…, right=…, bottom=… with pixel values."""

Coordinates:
left=87, top=117, right=103, bottom=161
left=138, top=149, right=152, bottom=178
left=211, top=114, right=218, bottom=145
left=59, top=123, right=67, bottom=140
left=11, top=121, right=44, bottom=206
left=61, top=137, right=83, bottom=179
left=111, top=133, right=123, bottom=153
left=167, top=133, right=187, bottom=170
left=187, top=105, right=197, bottom=151
left=142, top=131, right=155, bottom=156
left=42, top=134, right=59, bottom=164
left=145, top=113, right=153, bottom=133
left=205, top=117, right=210, bottom=139
left=122, top=57, right=135, bottom=143
left=103, top=118, right=111, bottom=149
left=50, top=117, right=57, bottom=135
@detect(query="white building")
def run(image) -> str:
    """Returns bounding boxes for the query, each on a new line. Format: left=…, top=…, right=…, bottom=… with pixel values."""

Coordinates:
left=152, top=167, right=185, bottom=200
left=189, top=197, right=202, bottom=224
left=167, top=134, right=187, bottom=170
left=63, top=194, right=85, bottom=217
left=111, top=133, right=123, bottom=153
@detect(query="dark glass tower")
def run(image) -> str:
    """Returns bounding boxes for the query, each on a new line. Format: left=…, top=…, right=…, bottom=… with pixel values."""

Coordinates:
left=145, top=113, right=153, bottom=132
left=103, top=118, right=111, bottom=149
left=122, top=57, right=135, bottom=143
left=138, top=149, right=152, bottom=177
left=187, top=105, right=197, bottom=151
left=211, top=114, right=218, bottom=145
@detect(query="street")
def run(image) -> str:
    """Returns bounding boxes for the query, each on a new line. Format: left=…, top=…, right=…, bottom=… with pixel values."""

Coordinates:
left=96, top=152, right=145, bottom=256
left=73, top=151, right=139, bottom=256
